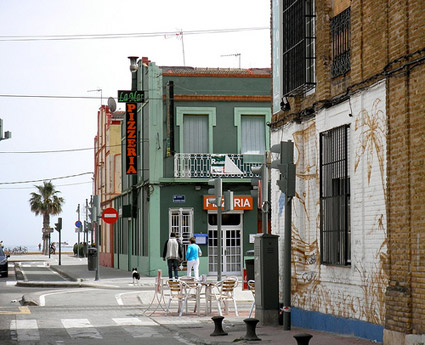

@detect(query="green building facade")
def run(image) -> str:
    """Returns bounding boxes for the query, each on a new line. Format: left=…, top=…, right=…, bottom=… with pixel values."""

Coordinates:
left=114, top=59, right=271, bottom=277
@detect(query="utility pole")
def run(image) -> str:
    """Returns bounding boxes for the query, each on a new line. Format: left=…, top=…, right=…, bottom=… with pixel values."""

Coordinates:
left=271, top=140, right=296, bottom=330
left=208, top=178, right=223, bottom=281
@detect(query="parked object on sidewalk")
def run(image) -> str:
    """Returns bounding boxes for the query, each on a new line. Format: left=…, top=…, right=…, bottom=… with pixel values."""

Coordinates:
left=248, top=280, right=255, bottom=318
left=144, top=269, right=167, bottom=316
left=0, top=247, right=9, bottom=277
left=212, top=276, right=239, bottom=317
left=166, top=280, right=187, bottom=316
left=87, top=247, right=97, bottom=271
left=210, top=315, right=228, bottom=336
left=293, top=333, right=313, bottom=345
left=243, top=318, right=261, bottom=341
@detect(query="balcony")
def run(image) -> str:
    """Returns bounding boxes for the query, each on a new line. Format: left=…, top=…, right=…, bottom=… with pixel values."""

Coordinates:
left=174, top=153, right=262, bottom=178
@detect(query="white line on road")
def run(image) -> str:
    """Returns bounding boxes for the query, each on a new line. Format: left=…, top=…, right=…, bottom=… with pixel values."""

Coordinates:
left=10, top=319, right=40, bottom=342
left=39, top=288, right=96, bottom=306
left=61, top=319, right=102, bottom=339
left=115, top=291, right=143, bottom=305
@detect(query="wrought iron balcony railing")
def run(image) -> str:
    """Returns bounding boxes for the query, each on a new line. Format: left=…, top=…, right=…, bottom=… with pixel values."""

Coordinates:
left=174, top=153, right=261, bottom=178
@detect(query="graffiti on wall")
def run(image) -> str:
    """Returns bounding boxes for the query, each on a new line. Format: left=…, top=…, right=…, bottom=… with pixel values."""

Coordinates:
left=287, top=93, right=387, bottom=324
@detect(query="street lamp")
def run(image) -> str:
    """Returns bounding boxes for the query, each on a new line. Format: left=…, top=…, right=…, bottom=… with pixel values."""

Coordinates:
left=128, top=56, right=139, bottom=73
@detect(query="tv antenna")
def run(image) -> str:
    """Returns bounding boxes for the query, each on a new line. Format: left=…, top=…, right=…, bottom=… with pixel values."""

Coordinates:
left=164, top=30, right=186, bottom=66
left=87, top=88, right=103, bottom=106
left=220, top=53, right=241, bottom=68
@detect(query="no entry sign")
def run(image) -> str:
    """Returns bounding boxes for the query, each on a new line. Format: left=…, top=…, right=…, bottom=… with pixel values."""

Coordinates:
left=102, top=207, right=119, bottom=224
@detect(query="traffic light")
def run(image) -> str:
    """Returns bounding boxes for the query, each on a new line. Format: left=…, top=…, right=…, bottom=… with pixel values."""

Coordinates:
left=223, top=190, right=234, bottom=212
left=208, top=178, right=222, bottom=207
left=250, top=164, right=268, bottom=211
left=54, top=217, right=62, bottom=232
left=271, top=140, right=296, bottom=197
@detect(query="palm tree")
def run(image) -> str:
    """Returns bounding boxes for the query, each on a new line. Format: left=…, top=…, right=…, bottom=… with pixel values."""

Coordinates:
left=29, top=181, right=65, bottom=255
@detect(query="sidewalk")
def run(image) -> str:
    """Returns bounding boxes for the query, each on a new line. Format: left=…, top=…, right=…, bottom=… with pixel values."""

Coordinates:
left=10, top=253, right=381, bottom=345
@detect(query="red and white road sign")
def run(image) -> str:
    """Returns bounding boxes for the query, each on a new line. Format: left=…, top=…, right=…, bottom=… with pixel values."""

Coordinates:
left=102, top=207, right=119, bottom=224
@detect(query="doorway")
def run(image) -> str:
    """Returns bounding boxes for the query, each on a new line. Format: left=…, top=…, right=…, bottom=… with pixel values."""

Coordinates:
left=207, top=212, right=243, bottom=275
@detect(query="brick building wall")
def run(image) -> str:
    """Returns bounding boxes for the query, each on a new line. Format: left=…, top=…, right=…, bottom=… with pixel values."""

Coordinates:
left=385, top=0, right=425, bottom=343
left=271, top=0, right=425, bottom=343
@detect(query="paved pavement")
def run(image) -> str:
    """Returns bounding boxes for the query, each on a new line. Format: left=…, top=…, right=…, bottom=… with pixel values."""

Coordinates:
left=8, top=253, right=381, bottom=345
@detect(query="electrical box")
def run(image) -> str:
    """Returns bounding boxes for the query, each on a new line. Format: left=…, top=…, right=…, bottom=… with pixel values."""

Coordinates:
left=254, top=233, right=279, bottom=325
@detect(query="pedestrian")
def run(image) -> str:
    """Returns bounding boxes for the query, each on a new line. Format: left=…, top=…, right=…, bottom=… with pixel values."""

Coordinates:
left=186, top=236, right=202, bottom=280
left=38, top=243, right=41, bottom=251
left=162, top=232, right=182, bottom=280
left=0, top=241, right=3, bottom=248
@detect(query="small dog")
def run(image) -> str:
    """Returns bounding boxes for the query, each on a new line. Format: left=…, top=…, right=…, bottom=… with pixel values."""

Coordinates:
left=132, top=268, right=140, bottom=285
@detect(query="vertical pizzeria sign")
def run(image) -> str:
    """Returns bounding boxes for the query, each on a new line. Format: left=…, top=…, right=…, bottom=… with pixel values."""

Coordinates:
left=117, top=90, right=144, bottom=175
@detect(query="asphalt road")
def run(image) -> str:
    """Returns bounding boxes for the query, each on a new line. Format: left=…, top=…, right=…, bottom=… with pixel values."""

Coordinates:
left=0, top=260, right=199, bottom=345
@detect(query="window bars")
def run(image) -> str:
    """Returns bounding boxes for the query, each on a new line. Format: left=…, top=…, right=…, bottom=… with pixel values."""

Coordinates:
left=281, top=0, right=316, bottom=96
left=320, top=125, right=351, bottom=265
left=331, top=7, right=351, bottom=78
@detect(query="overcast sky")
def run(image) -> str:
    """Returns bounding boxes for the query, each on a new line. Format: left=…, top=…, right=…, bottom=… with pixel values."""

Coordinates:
left=0, top=0, right=271, bottom=249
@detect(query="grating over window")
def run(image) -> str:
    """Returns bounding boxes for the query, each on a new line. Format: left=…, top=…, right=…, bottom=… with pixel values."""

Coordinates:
left=169, top=208, right=193, bottom=261
left=282, top=0, right=316, bottom=96
left=331, top=7, right=351, bottom=78
left=320, top=125, right=351, bottom=265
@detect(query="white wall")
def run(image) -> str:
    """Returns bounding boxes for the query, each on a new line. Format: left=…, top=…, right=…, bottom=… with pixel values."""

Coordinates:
left=271, top=81, right=387, bottom=325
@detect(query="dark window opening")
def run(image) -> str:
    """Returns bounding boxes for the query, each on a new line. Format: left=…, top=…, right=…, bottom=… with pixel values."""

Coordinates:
left=320, top=125, right=351, bottom=265
left=331, top=7, right=351, bottom=78
left=282, top=0, right=316, bottom=96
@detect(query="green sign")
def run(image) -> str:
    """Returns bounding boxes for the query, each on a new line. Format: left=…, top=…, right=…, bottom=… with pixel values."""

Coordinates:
left=117, top=90, right=144, bottom=103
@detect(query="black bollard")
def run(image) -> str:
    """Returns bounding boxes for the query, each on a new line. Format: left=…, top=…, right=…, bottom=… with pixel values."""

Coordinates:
left=243, top=318, right=261, bottom=341
left=210, top=315, right=228, bottom=336
left=293, top=333, right=313, bottom=345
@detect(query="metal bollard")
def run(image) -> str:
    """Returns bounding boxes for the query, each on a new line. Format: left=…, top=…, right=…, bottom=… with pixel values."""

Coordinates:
left=210, top=315, right=228, bottom=336
left=243, top=318, right=261, bottom=341
left=293, top=333, right=313, bottom=345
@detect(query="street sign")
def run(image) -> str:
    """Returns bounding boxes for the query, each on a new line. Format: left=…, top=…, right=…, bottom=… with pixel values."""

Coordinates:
left=75, top=220, right=82, bottom=228
left=102, top=207, right=119, bottom=224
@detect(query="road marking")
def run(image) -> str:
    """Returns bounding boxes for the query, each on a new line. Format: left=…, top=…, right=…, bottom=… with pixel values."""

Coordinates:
left=0, top=306, right=31, bottom=315
left=39, top=288, right=96, bottom=306
left=115, top=291, right=142, bottom=305
left=112, top=317, right=157, bottom=326
left=61, top=319, right=102, bottom=339
left=10, top=319, right=40, bottom=341
left=6, top=281, right=17, bottom=285
left=112, top=318, right=161, bottom=338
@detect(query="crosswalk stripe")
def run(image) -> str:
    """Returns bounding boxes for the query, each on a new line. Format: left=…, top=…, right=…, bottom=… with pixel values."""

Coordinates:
left=112, top=318, right=161, bottom=338
left=10, top=319, right=40, bottom=341
left=113, top=317, right=157, bottom=326
left=61, top=319, right=102, bottom=339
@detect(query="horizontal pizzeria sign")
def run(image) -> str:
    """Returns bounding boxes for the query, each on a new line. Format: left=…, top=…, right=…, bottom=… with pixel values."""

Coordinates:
left=203, top=196, right=253, bottom=211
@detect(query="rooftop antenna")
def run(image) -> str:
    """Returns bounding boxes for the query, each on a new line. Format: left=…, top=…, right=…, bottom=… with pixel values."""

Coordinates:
left=220, top=53, right=241, bottom=68
left=165, top=30, right=186, bottom=66
left=88, top=88, right=103, bottom=106
left=176, top=30, right=186, bottom=66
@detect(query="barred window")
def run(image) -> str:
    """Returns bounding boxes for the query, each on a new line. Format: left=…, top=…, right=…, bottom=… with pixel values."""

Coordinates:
left=169, top=208, right=193, bottom=261
left=282, top=0, right=316, bottom=96
left=331, top=7, right=351, bottom=78
left=320, top=125, right=351, bottom=265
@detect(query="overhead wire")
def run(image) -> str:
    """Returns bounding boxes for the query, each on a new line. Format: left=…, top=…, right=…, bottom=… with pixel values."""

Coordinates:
left=0, top=27, right=268, bottom=42
left=0, top=172, right=93, bottom=185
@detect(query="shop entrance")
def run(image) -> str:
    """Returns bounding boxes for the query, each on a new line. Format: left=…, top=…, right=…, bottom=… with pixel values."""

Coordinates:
left=207, top=212, right=243, bottom=275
